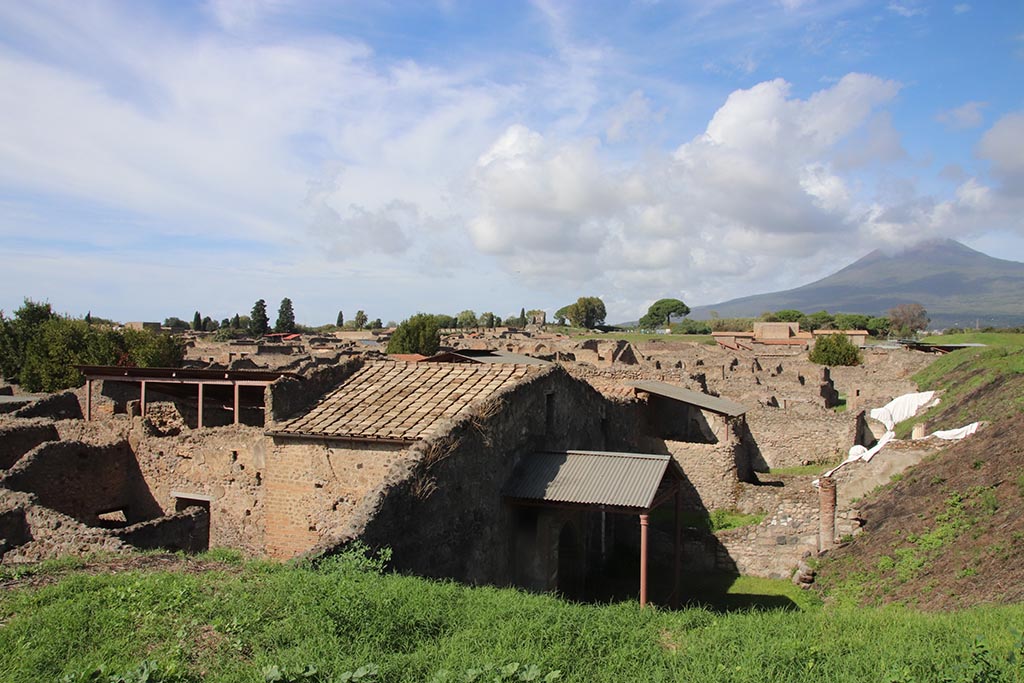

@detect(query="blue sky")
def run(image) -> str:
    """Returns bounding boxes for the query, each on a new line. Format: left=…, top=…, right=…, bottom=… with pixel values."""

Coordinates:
left=1, top=0, right=1021, bottom=325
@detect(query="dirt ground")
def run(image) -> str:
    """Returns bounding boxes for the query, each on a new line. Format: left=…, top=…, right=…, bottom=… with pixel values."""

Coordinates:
left=816, top=412, right=1024, bottom=610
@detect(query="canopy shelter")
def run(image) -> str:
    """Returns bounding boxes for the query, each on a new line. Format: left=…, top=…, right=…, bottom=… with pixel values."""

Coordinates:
left=629, top=380, right=747, bottom=442
left=504, top=450, right=687, bottom=607
left=75, top=365, right=301, bottom=427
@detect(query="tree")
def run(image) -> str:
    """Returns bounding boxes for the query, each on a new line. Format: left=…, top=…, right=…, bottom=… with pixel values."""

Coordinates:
left=564, top=297, right=607, bottom=329
left=354, top=310, right=368, bottom=330
left=249, top=299, right=270, bottom=337
left=800, top=310, right=834, bottom=331
left=888, top=303, right=929, bottom=337
left=220, top=318, right=230, bottom=330
left=231, top=314, right=241, bottom=329
left=387, top=314, right=441, bottom=356
left=0, top=299, right=56, bottom=383
left=866, top=316, right=891, bottom=338
left=640, top=298, right=690, bottom=330
left=84, top=311, right=92, bottom=325
left=275, top=298, right=296, bottom=333
left=202, top=316, right=217, bottom=332
left=518, top=308, right=527, bottom=327
left=192, top=311, right=202, bottom=331
left=554, top=305, right=571, bottom=326
left=457, top=310, right=478, bottom=329
left=833, top=313, right=870, bottom=331
left=771, top=309, right=804, bottom=323
left=808, top=333, right=862, bottom=366
left=368, top=318, right=383, bottom=330
left=479, top=312, right=497, bottom=329
left=164, top=317, right=189, bottom=331
left=336, top=310, right=344, bottom=327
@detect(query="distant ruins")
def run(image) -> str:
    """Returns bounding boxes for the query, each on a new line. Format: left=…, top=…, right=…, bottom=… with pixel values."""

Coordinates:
left=0, top=326, right=933, bottom=604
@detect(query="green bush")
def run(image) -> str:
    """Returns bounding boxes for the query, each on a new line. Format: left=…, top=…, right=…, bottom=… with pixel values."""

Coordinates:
left=809, top=333, right=862, bottom=366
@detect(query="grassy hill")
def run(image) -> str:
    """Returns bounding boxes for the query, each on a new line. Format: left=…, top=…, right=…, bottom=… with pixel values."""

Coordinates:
left=815, top=340, right=1024, bottom=610
left=2, top=550, right=1024, bottom=682
left=691, top=240, right=1024, bottom=329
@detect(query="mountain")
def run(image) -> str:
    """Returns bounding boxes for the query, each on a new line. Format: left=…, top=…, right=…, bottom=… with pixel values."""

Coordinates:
left=690, top=239, right=1024, bottom=329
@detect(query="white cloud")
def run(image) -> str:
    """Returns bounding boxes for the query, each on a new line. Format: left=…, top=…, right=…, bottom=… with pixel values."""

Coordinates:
left=887, top=2, right=926, bottom=18
left=976, top=112, right=1024, bottom=195
left=937, top=101, right=988, bottom=129
left=953, top=4, right=971, bottom=14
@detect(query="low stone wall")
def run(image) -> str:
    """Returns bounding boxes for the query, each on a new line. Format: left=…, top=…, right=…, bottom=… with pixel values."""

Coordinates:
left=14, top=391, right=83, bottom=421
left=114, top=506, right=210, bottom=553
left=745, top=405, right=867, bottom=469
left=664, top=441, right=742, bottom=510
left=0, top=422, right=59, bottom=470
left=717, top=480, right=820, bottom=578
left=1, top=440, right=163, bottom=526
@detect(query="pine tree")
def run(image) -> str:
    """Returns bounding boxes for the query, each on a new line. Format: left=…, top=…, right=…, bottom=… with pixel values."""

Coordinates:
left=249, top=300, right=269, bottom=337
left=518, top=307, right=527, bottom=327
left=192, top=311, right=202, bottom=331
left=275, top=298, right=296, bottom=333
left=336, top=310, right=344, bottom=327
left=231, top=314, right=241, bottom=329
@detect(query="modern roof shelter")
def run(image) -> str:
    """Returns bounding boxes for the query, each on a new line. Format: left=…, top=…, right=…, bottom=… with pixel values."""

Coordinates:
left=630, top=380, right=748, bottom=418
left=505, top=450, right=687, bottom=607
left=75, top=365, right=300, bottom=426
left=421, top=349, right=552, bottom=366
left=269, top=359, right=545, bottom=442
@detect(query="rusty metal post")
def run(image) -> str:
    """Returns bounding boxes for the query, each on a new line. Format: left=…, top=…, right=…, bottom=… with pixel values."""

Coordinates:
left=234, top=383, right=240, bottom=425
left=819, top=476, right=837, bottom=551
left=140, top=380, right=147, bottom=417
left=197, top=382, right=204, bottom=428
left=639, top=513, right=649, bottom=608
left=85, top=378, right=92, bottom=421
left=673, top=489, right=682, bottom=608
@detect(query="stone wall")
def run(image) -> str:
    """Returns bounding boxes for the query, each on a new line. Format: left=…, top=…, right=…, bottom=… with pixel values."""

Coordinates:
left=745, top=405, right=868, bottom=469
left=1, top=440, right=163, bottom=526
left=716, top=479, right=820, bottom=578
left=114, top=506, right=210, bottom=553
left=663, top=441, right=743, bottom=511
left=0, top=422, right=59, bottom=470
left=326, top=366, right=612, bottom=588
left=129, top=426, right=268, bottom=555
left=14, top=391, right=83, bottom=420
left=262, top=438, right=409, bottom=559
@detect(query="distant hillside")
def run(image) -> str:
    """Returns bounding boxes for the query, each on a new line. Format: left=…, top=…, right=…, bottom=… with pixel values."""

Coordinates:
left=691, top=240, right=1024, bottom=329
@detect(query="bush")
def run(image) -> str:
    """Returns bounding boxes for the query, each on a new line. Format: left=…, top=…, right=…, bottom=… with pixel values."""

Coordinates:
left=671, top=319, right=712, bottom=335
left=387, top=314, right=441, bottom=356
left=809, top=333, right=862, bottom=366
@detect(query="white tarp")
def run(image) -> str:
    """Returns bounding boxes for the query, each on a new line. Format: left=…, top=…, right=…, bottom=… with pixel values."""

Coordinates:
left=869, top=391, right=937, bottom=431
left=823, top=431, right=896, bottom=479
left=929, top=422, right=980, bottom=440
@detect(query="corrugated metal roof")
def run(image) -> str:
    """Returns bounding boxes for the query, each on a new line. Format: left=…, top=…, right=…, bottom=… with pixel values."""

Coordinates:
left=504, top=450, right=674, bottom=510
left=630, top=380, right=748, bottom=417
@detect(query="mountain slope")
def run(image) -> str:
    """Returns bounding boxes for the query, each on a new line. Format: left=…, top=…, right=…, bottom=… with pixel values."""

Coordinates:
left=691, top=240, right=1024, bottom=328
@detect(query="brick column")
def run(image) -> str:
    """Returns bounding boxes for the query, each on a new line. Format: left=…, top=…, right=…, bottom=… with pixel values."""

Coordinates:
left=818, top=476, right=837, bottom=551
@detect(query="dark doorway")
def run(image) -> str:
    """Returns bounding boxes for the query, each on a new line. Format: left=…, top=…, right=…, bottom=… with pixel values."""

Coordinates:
left=557, top=523, right=585, bottom=601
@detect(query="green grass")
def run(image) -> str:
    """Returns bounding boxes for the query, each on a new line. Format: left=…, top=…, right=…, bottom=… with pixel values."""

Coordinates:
left=3, top=551, right=1024, bottom=682
left=770, top=463, right=831, bottom=476
left=924, top=332, right=1024, bottom=347
left=892, top=345, right=1024, bottom=437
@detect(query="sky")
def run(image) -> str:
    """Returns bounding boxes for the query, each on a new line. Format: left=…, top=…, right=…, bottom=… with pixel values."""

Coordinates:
left=1, top=1, right=1022, bottom=326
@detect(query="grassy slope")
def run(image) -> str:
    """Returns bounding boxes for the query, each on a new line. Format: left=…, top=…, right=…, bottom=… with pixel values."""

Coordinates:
left=2, top=553, right=1024, bottom=683
left=816, top=339, right=1024, bottom=611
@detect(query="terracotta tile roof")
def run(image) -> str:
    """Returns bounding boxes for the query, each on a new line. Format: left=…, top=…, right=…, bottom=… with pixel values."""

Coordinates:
left=273, top=359, right=544, bottom=441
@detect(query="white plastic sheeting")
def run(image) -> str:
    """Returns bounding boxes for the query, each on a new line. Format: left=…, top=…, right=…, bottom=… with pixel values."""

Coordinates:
left=823, top=431, right=896, bottom=478
left=869, top=391, right=937, bottom=431
left=929, top=422, right=980, bottom=440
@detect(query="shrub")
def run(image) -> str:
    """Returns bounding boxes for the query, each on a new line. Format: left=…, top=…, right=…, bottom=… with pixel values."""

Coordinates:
left=809, top=333, right=862, bottom=366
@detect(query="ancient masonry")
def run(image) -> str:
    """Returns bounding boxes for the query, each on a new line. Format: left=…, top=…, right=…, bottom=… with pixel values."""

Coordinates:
left=0, top=332, right=935, bottom=594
